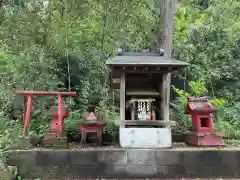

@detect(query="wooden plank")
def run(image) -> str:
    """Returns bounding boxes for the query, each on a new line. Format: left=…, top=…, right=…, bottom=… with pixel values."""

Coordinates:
left=111, top=67, right=186, bottom=81
left=112, top=83, right=120, bottom=89
left=161, top=73, right=170, bottom=121
left=15, top=90, right=77, bottom=96
left=126, top=90, right=160, bottom=96
left=128, top=98, right=155, bottom=103
left=112, top=78, right=120, bottom=84
left=78, top=121, right=106, bottom=125
left=120, top=71, right=126, bottom=127
left=119, top=120, right=175, bottom=126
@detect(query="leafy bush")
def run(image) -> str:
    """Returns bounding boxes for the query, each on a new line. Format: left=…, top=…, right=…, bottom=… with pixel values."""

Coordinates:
left=0, top=117, right=22, bottom=168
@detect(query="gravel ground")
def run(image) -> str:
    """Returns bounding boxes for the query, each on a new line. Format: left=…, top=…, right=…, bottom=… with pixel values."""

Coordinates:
left=32, top=178, right=238, bottom=180
left=31, top=142, right=240, bottom=151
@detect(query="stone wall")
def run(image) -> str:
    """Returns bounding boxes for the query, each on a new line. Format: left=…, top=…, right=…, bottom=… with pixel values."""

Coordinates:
left=6, top=148, right=240, bottom=179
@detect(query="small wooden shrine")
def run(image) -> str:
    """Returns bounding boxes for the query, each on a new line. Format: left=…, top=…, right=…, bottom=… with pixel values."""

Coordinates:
left=106, top=51, right=189, bottom=148
left=186, top=97, right=225, bottom=146
left=78, top=106, right=104, bottom=145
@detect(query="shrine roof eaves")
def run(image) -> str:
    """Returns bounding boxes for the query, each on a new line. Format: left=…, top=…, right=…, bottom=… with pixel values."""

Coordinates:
left=106, top=52, right=189, bottom=67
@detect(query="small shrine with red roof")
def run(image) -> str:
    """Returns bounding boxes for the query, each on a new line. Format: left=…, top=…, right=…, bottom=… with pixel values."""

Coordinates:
left=185, top=96, right=225, bottom=146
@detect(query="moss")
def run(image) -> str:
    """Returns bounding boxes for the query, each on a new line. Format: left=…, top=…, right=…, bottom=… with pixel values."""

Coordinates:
left=226, top=139, right=240, bottom=147
left=0, top=166, right=18, bottom=180
left=18, top=166, right=67, bottom=179
left=7, top=137, right=33, bottom=150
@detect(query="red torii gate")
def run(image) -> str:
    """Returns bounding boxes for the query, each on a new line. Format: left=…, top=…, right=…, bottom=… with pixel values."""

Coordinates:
left=15, top=90, right=77, bottom=137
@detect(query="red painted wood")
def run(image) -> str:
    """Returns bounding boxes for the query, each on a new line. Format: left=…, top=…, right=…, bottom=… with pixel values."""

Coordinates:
left=49, top=109, right=69, bottom=134
left=51, top=116, right=59, bottom=130
left=24, top=96, right=32, bottom=136
left=57, top=95, right=63, bottom=135
left=79, top=124, right=104, bottom=129
left=15, top=90, right=77, bottom=96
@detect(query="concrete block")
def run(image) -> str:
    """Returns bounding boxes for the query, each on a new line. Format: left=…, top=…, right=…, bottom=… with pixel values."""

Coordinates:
left=181, top=150, right=199, bottom=165
left=157, top=165, right=168, bottom=176
left=157, top=165, right=185, bottom=178
left=98, top=150, right=127, bottom=165
left=6, top=150, right=37, bottom=166
left=119, top=128, right=172, bottom=148
left=127, top=149, right=156, bottom=165
left=66, top=165, right=128, bottom=179
left=182, top=160, right=240, bottom=178
left=220, top=150, right=240, bottom=166
left=66, top=165, right=127, bottom=179
left=69, top=150, right=98, bottom=166
left=155, top=150, right=184, bottom=165
left=127, top=165, right=158, bottom=177
left=195, top=164, right=240, bottom=178
left=103, top=165, right=127, bottom=178
left=195, top=150, right=223, bottom=166
left=67, top=165, right=103, bottom=179
left=18, top=166, right=68, bottom=179
left=37, top=150, right=69, bottom=166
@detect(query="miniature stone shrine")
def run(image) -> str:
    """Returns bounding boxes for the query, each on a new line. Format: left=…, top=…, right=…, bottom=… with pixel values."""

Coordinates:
left=106, top=51, right=189, bottom=148
left=42, top=105, right=69, bottom=147
left=186, top=96, right=225, bottom=146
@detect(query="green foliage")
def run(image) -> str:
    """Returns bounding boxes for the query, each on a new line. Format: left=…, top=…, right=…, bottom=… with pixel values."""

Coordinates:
left=188, top=81, right=208, bottom=97
left=172, top=80, right=225, bottom=105
left=0, top=117, right=22, bottom=168
left=215, top=120, right=240, bottom=140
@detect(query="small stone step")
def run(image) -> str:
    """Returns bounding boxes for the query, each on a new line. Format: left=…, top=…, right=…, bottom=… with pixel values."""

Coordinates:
left=41, top=137, right=68, bottom=148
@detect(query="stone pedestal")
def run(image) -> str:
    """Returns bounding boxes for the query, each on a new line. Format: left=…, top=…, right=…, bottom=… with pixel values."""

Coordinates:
left=119, top=128, right=172, bottom=148
left=42, top=129, right=68, bottom=148
left=186, top=132, right=225, bottom=147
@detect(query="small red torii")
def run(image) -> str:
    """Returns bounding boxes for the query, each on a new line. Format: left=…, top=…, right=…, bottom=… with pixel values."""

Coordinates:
left=15, top=90, right=77, bottom=137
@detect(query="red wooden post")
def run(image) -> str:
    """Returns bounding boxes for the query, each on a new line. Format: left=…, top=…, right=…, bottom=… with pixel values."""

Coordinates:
left=23, top=96, right=27, bottom=122
left=58, top=95, right=63, bottom=135
left=24, top=95, right=32, bottom=137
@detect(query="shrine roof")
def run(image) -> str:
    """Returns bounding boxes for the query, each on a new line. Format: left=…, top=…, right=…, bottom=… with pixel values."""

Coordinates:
left=106, top=52, right=189, bottom=67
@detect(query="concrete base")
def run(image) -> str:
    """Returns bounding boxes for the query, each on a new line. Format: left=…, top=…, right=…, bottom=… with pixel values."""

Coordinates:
left=6, top=148, right=240, bottom=179
left=119, top=128, right=172, bottom=148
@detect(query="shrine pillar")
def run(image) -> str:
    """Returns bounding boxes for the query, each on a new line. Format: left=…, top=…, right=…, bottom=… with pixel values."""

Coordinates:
left=161, top=73, right=170, bottom=122
left=120, top=71, right=125, bottom=127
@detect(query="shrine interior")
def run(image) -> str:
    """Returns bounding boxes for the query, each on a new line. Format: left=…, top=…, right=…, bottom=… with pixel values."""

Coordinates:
left=125, top=72, right=163, bottom=122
